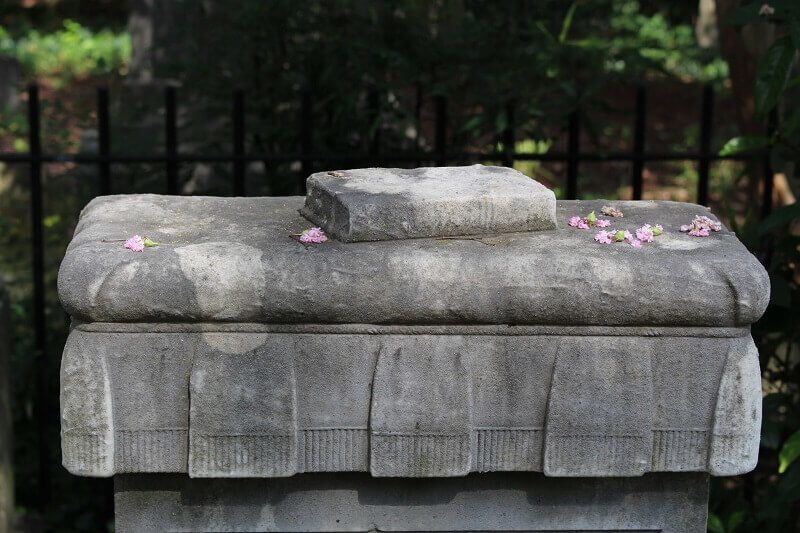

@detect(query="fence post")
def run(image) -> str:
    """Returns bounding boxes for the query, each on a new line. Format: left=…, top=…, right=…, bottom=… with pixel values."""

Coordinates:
left=761, top=109, right=778, bottom=218
left=566, top=110, right=580, bottom=200
left=415, top=84, right=423, bottom=167
left=165, top=86, right=178, bottom=194
left=368, top=88, right=381, bottom=164
left=697, top=85, right=714, bottom=206
left=631, top=87, right=646, bottom=200
left=300, top=89, right=313, bottom=194
left=502, top=101, right=515, bottom=168
left=435, top=95, right=447, bottom=166
left=232, top=90, right=245, bottom=196
left=27, top=84, right=50, bottom=503
left=97, top=88, right=111, bottom=195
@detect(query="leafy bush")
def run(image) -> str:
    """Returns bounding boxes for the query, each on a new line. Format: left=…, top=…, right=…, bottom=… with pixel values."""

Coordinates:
left=0, top=20, right=130, bottom=87
left=709, top=1, right=800, bottom=531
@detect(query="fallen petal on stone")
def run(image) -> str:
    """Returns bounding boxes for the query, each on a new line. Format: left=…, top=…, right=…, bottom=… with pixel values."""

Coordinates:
left=123, top=235, right=145, bottom=252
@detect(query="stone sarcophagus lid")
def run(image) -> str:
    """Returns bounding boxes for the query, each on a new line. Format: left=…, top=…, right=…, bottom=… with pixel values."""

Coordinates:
left=59, top=165, right=769, bottom=532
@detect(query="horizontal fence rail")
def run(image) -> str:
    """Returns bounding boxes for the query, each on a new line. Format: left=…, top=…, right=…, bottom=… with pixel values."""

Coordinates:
left=0, top=83, right=776, bottom=501
left=1, top=85, right=776, bottom=199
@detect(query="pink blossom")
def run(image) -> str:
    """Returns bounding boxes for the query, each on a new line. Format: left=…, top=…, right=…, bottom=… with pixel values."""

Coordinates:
left=568, top=216, right=582, bottom=227
left=594, top=230, right=613, bottom=244
left=623, top=230, right=633, bottom=242
left=577, top=219, right=590, bottom=229
left=635, top=225, right=654, bottom=243
left=629, top=239, right=642, bottom=249
left=124, top=235, right=145, bottom=252
left=695, top=215, right=722, bottom=232
left=681, top=215, right=721, bottom=237
left=596, top=219, right=611, bottom=228
left=299, top=227, right=328, bottom=243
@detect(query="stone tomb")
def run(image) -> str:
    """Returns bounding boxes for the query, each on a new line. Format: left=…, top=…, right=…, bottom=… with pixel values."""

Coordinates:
left=58, top=165, right=769, bottom=532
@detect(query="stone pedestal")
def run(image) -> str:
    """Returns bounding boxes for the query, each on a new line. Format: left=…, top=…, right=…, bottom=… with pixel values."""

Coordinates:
left=116, top=472, right=709, bottom=532
left=58, top=166, right=769, bottom=533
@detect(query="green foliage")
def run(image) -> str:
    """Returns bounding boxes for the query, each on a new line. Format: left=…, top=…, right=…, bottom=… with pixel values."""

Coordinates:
left=603, top=1, right=729, bottom=83
left=712, top=4, right=800, bottom=530
left=0, top=20, right=130, bottom=87
left=719, top=136, right=773, bottom=157
left=780, top=431, right=800, bottom=474
left=151, top=0, right=723, bottom=176
left=755, top=36, right=795, bottom=118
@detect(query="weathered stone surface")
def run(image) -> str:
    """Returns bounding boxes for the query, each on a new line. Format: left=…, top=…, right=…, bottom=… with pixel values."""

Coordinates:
left=58, top=195, right=769, bottom=327
left=60, top=330, right=115, bottom=476
left=61, top=324, right=761, bottom=478
left=58, top=177, right=770, bottom=533
left=300, top=165, right=557, bottom=241
left=189, top=335, right=298, bottom=477
left=58, top=183, right=768, bottom=487
left=544, top=337, right=654, bottom=476
left=114, top=472, right=710, bottom=532
left=370, top=337, right=472, bottom=476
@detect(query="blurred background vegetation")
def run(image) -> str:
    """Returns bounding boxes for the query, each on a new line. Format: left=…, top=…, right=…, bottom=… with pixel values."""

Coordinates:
left=0, top=0, right=798, bottom=531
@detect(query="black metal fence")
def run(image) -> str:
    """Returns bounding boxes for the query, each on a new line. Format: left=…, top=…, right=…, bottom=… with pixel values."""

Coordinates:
left=0, top=83, right=776, bottom=499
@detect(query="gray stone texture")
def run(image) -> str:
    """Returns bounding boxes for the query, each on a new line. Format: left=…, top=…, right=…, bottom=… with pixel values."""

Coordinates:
left=114, top=472, right=710, bottom=532
left=300, top=165, right=558, bottom=241
left=56, top=178, right=768, bottom=533
left=60, top=324, right=761, bottom=478
left=58, top=194, right=769, bottom=327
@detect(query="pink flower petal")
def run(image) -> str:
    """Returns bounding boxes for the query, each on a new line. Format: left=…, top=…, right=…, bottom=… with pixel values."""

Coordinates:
left=594, top=230, right=613, bottom=244
left=568, top=216, right=582, bottom=227
left=595, top=219, right=611, bottom=228
left=635, top=226, right=654, bottom=243
left=123, top=235, right=145, bottom=252
left=577, top=219, right=590, bottom=230
left=629, top=239, right=642, bottom=248
left=299, top=227, right=328, bottom=243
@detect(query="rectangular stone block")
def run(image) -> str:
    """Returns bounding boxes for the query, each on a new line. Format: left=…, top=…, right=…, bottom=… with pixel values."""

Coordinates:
left=301, top=165, right=557, bottom=242
left=115, top=472, right=710, bottom=532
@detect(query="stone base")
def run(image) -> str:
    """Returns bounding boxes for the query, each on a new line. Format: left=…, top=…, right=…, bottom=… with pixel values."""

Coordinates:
left=115, top=472, right=708, bottom=532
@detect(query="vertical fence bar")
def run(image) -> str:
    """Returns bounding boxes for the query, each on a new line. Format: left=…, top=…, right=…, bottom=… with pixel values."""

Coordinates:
left=232, top=90, right=245, bottom=196
left=27, top=85, right=50, bottom=503
left=434, top=95, right=447, bottom=166
left=502, top=101, right=515, bottom=168
left=631, top=87, right=646, bottom=200
left=761, top=109, right=778, bottom=218
left=697, top=85, right=714, bottom=206
left=566, top=110, right=580, bottom=200
left=97, top=87, right=111, bottom=195
left=415, top=84, right=423, bottom=167
left=300, top=89, right=313, bottom=194
left=367, top=88, right=380, bottom=163
left=165, top=86, right=178, bottom=194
